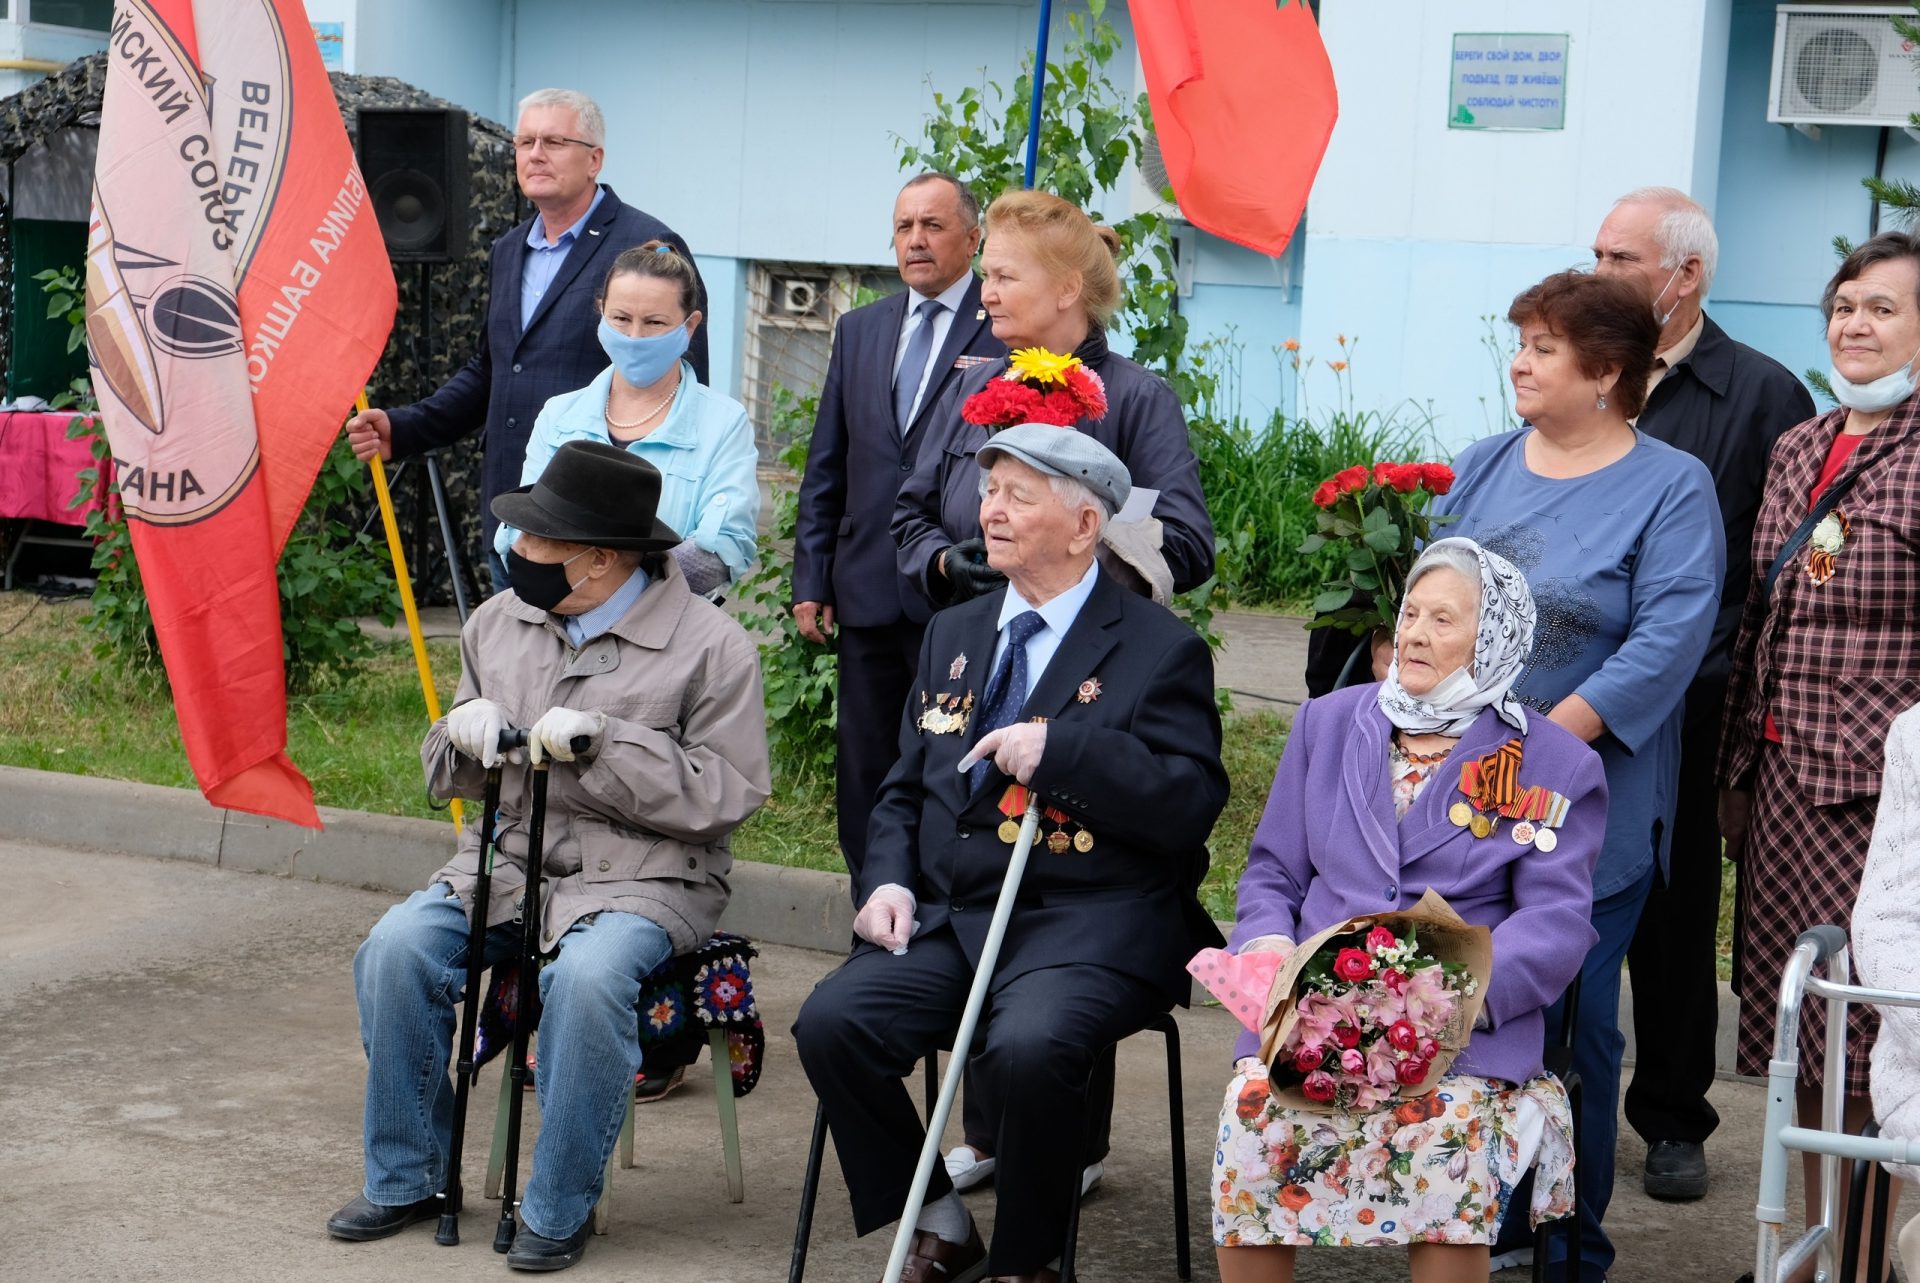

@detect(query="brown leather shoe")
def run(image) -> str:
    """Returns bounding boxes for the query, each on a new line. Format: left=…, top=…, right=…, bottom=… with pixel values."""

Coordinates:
left=884, top=1225, right=987, bottom=1282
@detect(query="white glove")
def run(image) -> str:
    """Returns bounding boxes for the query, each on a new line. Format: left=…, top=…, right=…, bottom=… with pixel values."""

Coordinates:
left=527, top=706, right=607, bottom=765
left=1239, top=934, right=1295, bottom=963
left=957, top=721, right=1048, bottom=785
left=445, top=698, right=511, bottom=768
left=853, top=884, right=918, bottom=953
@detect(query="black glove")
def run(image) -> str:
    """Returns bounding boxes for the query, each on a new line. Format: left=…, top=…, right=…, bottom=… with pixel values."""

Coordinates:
left=943, top=538, right=1008, bottom=602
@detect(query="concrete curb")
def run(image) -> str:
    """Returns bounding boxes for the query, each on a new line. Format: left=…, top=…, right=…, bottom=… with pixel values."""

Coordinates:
left=0, top=765, right=853, bottom=953
left=0, top=764, right=1747, bottom=1075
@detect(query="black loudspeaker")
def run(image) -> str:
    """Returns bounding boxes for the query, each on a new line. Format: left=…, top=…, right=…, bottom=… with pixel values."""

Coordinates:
left=356, top=108, right=470, bottom=263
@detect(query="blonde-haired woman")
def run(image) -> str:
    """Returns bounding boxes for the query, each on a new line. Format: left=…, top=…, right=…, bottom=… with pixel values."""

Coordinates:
left=891, top=185, right=1217, bottom=1203
left=892, top=187, right=1214, bottom=616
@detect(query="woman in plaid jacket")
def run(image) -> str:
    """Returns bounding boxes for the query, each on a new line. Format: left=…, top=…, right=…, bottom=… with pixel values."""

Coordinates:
left=1720, top=231, right=1920, bottom=1271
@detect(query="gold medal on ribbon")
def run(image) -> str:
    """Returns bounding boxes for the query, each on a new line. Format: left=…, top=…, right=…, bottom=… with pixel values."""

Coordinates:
left=1469, top=813, right=1493, bottom=839
left=1073, top=829, right=1094, bottom=853
left=997, top=819, right=1021, bottom=843
left=1448, top=801, right=1472, bottom=828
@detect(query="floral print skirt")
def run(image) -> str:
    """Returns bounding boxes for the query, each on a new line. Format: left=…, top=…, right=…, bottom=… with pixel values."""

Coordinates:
left=1212, top=1069, right=1575, bottom=1248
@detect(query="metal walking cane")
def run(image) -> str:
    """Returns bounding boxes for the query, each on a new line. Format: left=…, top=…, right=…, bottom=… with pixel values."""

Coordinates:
left=881, top=791, right=1044, bottom=1283
left=493, top=731, right=550, bottom=1254
left=434, top=727, right=516, bottom=1246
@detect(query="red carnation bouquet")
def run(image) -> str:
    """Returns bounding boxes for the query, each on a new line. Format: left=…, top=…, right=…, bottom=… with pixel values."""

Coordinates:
left=1259, top=891, right=1490, bottom=1112
left=962, top=346, right=1108, bottom=429
left=1301, top=460, right=1457, bottom=639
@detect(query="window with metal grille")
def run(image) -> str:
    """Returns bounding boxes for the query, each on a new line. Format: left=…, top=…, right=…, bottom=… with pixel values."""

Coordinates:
left=741, top=261, right=897, bottom=467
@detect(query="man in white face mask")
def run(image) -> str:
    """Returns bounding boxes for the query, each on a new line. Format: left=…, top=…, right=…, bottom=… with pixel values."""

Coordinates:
left=1582, top=188, right=1815, bottom=1208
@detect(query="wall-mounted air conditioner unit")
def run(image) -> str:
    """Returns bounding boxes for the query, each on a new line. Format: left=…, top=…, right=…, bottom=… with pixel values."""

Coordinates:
left=1769, top=4, right=1920, bottom=131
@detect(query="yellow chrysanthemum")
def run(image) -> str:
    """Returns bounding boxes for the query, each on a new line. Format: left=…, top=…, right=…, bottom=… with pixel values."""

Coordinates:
left=1007, top=346, right=1082, bottom=387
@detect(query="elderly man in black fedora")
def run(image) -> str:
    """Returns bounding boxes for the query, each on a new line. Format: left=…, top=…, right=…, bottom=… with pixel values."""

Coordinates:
left=327, top=440, right=770, bottom=1272
left=793, top=425, right=1228, bottom=1283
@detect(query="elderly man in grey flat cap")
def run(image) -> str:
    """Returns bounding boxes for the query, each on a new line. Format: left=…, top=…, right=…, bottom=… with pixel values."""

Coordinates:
left=793, top=425, right=1229, bottom=1283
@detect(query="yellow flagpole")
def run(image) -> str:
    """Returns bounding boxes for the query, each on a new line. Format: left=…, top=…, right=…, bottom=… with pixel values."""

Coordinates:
left=357, top=390, right=463, bottom=833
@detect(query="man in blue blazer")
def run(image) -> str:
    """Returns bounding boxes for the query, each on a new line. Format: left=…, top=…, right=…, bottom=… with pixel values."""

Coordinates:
left=346, top=88, right=707, bottom=591
left=794, top=427, right=1227, bottom=1283
left=791, top=173, right=1003, bottom=880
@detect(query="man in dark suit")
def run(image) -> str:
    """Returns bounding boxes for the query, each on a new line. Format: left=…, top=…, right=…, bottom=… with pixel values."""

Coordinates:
left=791, top=173, right=1003, bottom=879
left=794, top=427, right=1227, bottom=1283
left=1588, top=187, right=1815, bottom=1208
left=345, top=88, right=708, bottom=592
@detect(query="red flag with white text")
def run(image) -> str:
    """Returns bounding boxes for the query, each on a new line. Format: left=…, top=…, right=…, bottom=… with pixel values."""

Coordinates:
left=1131, top=0, right=1338, bottom=257
left=87, top=0, right=397, bottom=827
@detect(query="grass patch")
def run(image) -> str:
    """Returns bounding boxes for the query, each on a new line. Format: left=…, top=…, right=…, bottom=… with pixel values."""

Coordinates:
left=0, top=593, right=1283, bottom=893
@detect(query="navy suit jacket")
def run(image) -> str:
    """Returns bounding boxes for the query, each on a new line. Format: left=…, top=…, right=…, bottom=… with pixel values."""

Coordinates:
left=791, top=277, right=1002, bottom=627
left=386, top=184, right=708, bottom=542
left=858, top=568, right=1229, bottom=1004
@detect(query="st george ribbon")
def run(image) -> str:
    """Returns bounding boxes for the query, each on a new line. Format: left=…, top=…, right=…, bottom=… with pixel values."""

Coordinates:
left=87, top=0, right=397, bottom=827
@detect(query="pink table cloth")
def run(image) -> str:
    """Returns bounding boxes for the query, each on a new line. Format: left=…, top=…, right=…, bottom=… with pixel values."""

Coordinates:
left=0, top=410, right=110, bottom=525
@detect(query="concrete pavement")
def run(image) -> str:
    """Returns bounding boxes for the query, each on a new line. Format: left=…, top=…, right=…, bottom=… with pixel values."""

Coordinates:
left=4, top=839, right=1905, bottom=1283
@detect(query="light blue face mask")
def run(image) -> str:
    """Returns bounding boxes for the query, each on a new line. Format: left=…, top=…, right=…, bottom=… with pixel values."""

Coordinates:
left=598, top=318, right=690, bottom=388
left=1828, top=344, right=1920, bottom=413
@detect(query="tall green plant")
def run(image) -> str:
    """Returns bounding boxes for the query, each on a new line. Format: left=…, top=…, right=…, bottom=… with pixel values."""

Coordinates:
left=896, top=0, right=1204, bottom=403
left=739, top=386, right=839, bottom=783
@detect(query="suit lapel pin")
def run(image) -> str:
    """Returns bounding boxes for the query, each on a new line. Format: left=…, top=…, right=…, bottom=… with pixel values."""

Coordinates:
left=588, top=228, right=601, bottom=236
left=976, top=308, right=986, bottom=320
left=949, top=653, right=968, bottom=680
left=1076, top=677, right=1102, bottom=704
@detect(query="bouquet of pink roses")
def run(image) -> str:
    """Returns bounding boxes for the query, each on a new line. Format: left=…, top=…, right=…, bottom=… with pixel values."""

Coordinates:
left=1258, top=890, right=1490, bottom=1112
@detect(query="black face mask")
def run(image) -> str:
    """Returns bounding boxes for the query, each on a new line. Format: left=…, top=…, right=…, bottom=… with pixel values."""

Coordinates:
left=506, top=548, right=589, bottom=611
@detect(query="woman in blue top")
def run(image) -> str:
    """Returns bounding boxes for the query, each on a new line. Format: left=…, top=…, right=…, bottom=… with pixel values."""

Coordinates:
left=1432, top=270, right=1722, bottom=1283
left=497, top=242, right=760, bottom=595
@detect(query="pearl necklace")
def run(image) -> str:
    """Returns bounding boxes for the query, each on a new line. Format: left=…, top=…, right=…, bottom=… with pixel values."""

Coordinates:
left=605, top=374, right=680, bottom=432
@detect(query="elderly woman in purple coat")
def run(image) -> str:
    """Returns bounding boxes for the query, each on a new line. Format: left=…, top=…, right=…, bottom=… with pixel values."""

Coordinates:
left=1214, top=539, right=1608, bottom=1283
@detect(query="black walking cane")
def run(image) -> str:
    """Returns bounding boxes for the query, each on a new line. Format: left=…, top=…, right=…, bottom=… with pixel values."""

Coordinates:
left=491, top=727, right=591, bottom=1254
left=434, top=726, right=518, bottom=1247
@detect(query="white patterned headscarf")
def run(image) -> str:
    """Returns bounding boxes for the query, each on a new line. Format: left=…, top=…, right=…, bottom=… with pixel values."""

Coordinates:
left=1376, top=538, right=1536, bottom=736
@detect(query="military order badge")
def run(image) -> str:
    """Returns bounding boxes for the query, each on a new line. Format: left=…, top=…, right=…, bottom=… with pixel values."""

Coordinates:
left=949, top=653, right=968, bottom=680
left=1076, top=677, right=1102, bottom=704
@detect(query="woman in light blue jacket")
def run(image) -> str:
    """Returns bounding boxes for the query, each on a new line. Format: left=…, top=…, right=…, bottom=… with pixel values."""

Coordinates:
left=497, top=241, right=760, bottom=594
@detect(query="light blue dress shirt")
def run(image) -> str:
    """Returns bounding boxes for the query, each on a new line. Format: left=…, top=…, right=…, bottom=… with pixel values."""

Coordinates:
left=989, top=560, right=1101, bottom=688
left=496, top=364, right=762, bottom=578
left=521, top=186, right=607, bottom=331
left=561, top=563, right=650, bottom=648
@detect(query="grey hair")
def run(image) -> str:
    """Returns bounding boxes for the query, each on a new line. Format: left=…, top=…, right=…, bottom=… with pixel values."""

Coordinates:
left=1405, top=542, right=1482, bottom=610
left=901, top=172, right=982, bottom=229
left=516, top=88, right=606, bottom=147
left=975, top=468, right=1112, bottom=534
left=1614, top=185, right=1718, bottom=296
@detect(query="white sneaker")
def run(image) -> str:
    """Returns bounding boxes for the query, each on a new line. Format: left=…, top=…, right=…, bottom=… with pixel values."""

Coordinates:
left=943, top=1146, right=995, bottom=1191
left=1080, top=1161, right=1104, bottom=1196
left=1488, top=1246, right=1534, bottom=1273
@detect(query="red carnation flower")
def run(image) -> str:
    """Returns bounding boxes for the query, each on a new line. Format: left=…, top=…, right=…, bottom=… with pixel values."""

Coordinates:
left=961, top=379, right=1044, bottom=427
left=1064, top=365, right=1109, bottom=420
left=1035, top=388, right=1086, bottom=427
left=1332, top=947, right=1376, bottom=983
left=1418, top=463, right=1455, bottom=495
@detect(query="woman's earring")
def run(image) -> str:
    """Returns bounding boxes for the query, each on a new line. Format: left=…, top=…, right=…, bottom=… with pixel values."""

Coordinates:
left=1595, top=393, right=1608, bottom=411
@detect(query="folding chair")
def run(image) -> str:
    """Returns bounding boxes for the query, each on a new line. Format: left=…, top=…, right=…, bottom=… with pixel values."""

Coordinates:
left=1754, top=925, right=1920, bottom=1283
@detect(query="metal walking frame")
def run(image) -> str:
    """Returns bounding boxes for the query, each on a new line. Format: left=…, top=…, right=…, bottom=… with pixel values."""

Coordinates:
left=1754, top=925, right=1920, bottom=1283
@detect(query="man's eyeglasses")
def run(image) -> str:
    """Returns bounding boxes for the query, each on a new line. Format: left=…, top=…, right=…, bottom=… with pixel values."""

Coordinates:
left=513, top=135, right=596, bottom=154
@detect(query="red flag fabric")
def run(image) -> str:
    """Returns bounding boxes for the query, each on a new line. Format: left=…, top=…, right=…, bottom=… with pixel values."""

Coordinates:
left=87, top=0, right=397, bottom=827
left=1131, top=0, right=1338, bottom=257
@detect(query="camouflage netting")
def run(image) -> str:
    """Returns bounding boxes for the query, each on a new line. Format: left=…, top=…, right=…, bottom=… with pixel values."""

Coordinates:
left=0, top=55, right=524, bottom=607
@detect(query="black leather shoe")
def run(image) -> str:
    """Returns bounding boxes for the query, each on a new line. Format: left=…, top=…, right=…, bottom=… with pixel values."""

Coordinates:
left=1644, top=1139, right=1709, bottom=1200
left=325, top=1192, right=442, bottom=1241
left=506, top=1223, right=592, bottom=1272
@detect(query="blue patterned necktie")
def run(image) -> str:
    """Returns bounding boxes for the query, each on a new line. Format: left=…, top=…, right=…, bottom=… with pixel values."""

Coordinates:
left=969, top=611, right=1046, bottom=791
left=892, top=298, right=944, bottom=432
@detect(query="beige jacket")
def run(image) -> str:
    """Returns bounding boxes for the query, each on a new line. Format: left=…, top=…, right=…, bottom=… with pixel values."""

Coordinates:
left=422, top=563, right=771, bottom=955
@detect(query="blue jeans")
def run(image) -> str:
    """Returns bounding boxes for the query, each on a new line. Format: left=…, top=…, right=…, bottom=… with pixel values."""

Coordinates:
left=353, top=886, right=673, bottom=1239
left=485, top=546, right=509, bottom=596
